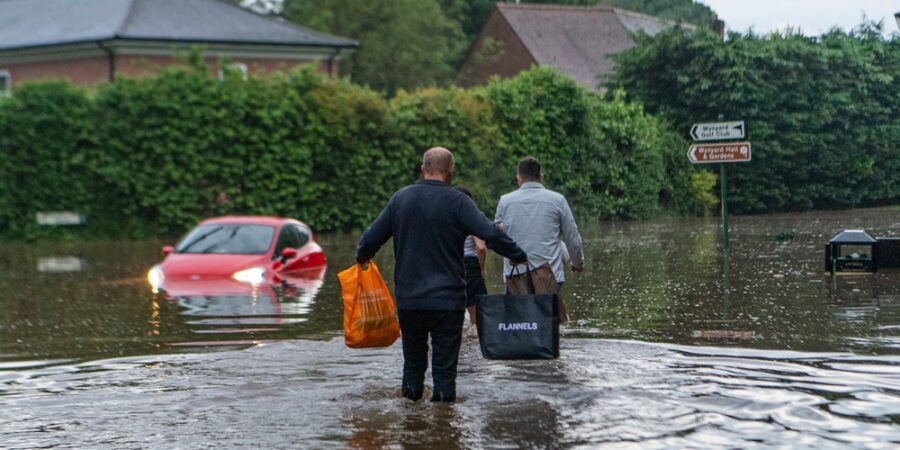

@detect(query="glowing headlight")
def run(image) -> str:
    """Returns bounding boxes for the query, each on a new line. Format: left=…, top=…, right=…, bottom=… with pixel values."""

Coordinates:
left=233, top=266, right=265, bottom=284
left=147, top=265, right=165, bottom=292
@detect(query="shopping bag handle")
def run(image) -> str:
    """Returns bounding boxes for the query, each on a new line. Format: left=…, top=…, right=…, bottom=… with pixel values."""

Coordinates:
left=509, top=262, right=538, bottom=294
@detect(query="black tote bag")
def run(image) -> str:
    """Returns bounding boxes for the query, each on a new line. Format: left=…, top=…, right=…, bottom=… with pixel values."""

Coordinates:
left=476, top=266, right=560, bottom=360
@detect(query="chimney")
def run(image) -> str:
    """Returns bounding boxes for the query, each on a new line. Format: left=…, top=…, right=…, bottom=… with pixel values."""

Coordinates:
left=710, top=13, right=725, bottom=38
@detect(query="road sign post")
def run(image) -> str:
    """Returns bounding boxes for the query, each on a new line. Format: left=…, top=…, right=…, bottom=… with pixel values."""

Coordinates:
left=720, top=163, right=729, bottom=251
left=688, top=121, right=750, bottom=253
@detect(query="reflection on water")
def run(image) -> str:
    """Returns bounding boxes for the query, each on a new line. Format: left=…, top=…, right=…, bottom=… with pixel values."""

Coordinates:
left=1, top=338, right=898, bottom=448
left=1, top=209, right=900, bottom=447
left=37, top=256, right=86, bottom=273
left=166, top=274, right=323, bottom=332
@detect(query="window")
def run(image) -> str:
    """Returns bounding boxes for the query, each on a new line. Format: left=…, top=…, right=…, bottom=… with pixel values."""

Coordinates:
left=175, top=224, right=275, bottom=255
left=218, top=63, right=248, bottom=81
left=295, top=225, right=310, bottom=248
left=273, top=224, right=309, bottom=259
left=0, top=70, right=10, bottom=96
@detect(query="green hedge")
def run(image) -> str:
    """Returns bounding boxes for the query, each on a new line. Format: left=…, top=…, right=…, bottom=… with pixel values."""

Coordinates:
left=0, top=82, right=97, bottom=240
left=0, top=65, right=711, bottom=240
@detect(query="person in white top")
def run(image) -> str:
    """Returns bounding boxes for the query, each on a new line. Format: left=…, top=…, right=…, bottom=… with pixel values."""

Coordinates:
left=456, top=186, right=487, bottom=325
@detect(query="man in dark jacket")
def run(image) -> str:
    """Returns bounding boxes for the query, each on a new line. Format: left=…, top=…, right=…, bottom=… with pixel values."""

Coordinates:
left=357, top=147, right=527, bottom=402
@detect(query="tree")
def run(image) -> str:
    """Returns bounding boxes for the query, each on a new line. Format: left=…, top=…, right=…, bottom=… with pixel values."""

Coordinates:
left=282, top=0, right=465, bottom=95
left=269, top=1, right=715, bottom=93
left=608, top=24, right=900, bottom=213
left=593, top=0, right=714, bottom=26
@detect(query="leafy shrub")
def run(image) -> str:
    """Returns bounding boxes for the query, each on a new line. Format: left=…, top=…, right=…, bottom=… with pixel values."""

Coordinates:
left=0, top=82, right=96, bottom=240
left=0, top=65, right=711, bottom=240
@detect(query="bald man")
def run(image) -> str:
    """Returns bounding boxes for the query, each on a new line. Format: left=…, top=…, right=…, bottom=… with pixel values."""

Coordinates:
left=357, top=147, right=527, bottom=402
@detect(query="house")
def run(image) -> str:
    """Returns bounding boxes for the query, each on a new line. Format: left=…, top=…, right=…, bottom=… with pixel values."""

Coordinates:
left=458, top=2, right=691, bottom=91
left=0, top=0, right=358, bottom=93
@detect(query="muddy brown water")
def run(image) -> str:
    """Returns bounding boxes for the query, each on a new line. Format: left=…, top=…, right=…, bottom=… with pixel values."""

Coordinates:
left=1, top=209, right=899, bottom=448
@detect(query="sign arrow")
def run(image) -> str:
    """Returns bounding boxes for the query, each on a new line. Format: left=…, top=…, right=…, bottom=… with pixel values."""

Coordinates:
left=687, top=142, right=751, bottom=164
left=690, top=120, right=746, bottom=141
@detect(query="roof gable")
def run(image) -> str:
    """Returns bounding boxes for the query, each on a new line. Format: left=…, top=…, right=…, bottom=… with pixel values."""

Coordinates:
left=495, top=3, right=686, bottom=89
left=0, top=0, right=356, bottom=52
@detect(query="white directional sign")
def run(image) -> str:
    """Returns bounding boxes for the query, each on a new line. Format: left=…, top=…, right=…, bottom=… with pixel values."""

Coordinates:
left=36, top=211, right=87, bottom=226
left=690, top=121, right=745, bottom=141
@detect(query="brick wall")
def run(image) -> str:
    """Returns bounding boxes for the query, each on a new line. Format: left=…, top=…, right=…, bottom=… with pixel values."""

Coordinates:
left=1, top=53, right=341, bottom=90
left=457, top=10, right=536, bottom=87
left=2, top=56, right=111, bottom=88
left=116, top=55, right=335, bottom=78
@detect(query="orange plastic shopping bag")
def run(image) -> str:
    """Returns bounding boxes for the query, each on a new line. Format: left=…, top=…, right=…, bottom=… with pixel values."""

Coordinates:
left=338, top=262, right=400, bottom=348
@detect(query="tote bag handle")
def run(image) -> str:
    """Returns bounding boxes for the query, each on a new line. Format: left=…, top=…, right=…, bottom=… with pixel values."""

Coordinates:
left=509, top=262, right=539, bottom=294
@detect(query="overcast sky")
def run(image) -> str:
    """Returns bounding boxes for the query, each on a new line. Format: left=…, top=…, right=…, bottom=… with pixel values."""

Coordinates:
left=698, top=0, right=899, bottom=36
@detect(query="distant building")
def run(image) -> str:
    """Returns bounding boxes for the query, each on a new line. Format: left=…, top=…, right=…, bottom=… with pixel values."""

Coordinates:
left=458, top=2, right=690, bottom=91
left=0, top=0, right=357, bottom=94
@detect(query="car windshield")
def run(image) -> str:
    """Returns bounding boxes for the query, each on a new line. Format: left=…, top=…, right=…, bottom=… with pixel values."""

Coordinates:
left=175, top=224, right=275, bottom=255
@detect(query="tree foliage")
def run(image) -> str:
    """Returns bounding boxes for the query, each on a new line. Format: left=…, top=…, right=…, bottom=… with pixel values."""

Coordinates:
left=282, top=0, right=466, bottom=95
left=0, top=65, right=711, bottom=240
left=276, top=0, right=715, bottom=93
left=0, top=83, right=96, bottom=240
left=592, top=0, right=713, bottom=25
left=609, top=24, right=900, bottom=212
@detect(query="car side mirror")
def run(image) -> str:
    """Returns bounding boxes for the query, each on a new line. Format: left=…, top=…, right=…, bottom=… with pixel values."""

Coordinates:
left=162, top=245, right=174, bottom=255
left=281, top=247, right=298, bottom=259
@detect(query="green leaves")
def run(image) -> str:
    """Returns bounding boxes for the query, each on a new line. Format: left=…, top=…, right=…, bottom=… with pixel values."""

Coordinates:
left=610, top=27, right=900, bottom=213
left=0, top=82, right=96, bottom=240
left=0, top=64, right=706, bottom=240
left=283, top=0, right=466, bottom=96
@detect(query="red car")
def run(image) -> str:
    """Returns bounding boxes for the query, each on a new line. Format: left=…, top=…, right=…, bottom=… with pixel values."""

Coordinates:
left=148, top=216, right=326, bottom=292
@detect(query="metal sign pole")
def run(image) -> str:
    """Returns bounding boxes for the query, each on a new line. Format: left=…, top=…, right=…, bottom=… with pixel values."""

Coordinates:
left=688, top=118, right=746, bottom=252
left=720, top=163, right=729, bottom=252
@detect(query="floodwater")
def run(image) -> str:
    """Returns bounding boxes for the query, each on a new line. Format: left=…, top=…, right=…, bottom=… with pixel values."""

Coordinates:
left=2, top=209, right=899, bottom=448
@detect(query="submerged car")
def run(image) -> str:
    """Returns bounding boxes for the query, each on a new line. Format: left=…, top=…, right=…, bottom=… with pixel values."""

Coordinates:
left=148, top=216, right=326, bottom=292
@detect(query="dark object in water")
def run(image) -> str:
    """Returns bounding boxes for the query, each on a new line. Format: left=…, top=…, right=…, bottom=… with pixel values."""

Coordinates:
left=825, top=230, right=876, bottom=274
left=774, top=230, right=794, bottom=241
left=874, top=237, right=900, bottom=269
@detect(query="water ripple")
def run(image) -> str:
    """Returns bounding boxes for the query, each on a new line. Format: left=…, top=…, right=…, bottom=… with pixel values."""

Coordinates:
left=1, top=338, right=898, bottom=448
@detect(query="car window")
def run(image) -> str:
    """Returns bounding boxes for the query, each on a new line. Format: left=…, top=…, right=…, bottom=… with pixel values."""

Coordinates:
left=295, top=225, right=310, bottom=247
left=175, top=224, right=275, bottom=255
left=273, top=224, right=303, bottom=259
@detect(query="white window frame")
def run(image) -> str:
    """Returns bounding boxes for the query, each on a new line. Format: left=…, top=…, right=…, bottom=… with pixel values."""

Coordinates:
left=218, top=63, right=248, bottom=81
left=0, top=70, right=10, bottom=96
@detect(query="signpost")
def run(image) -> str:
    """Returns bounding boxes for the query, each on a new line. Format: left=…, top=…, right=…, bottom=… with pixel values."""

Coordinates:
left=688, top=121, right=751, bottom=252
left=690, top=121, right=745, bottom=141
left=36, top=211, right=87, bottom=226
left=687, top=142, right=751, bottom=164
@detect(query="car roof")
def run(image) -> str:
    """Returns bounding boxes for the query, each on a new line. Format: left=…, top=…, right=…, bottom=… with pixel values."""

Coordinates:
left=198, top=216, right=308, bottom=228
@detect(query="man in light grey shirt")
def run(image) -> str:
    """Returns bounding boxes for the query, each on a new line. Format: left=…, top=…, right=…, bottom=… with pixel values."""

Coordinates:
left=495, top=156, right=584, bottom=285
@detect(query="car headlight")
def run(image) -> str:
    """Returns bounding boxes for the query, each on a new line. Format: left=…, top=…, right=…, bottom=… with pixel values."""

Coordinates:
left=148, top=265, right=165, bottom=293
left=233, top=266, right=265, bottom=284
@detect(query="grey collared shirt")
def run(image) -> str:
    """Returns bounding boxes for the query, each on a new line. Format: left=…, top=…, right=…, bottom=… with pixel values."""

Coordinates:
left=494, top=182, right=584, bottom=282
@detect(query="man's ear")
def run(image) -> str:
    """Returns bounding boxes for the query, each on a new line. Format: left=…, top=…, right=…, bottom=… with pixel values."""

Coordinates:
left=516, top=174, right=523, bottom=186
left=539, top=173, right=544, bottom=183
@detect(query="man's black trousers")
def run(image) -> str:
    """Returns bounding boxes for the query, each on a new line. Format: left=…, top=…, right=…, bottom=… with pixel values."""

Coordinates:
left=397, top=309, right=465, bottom=402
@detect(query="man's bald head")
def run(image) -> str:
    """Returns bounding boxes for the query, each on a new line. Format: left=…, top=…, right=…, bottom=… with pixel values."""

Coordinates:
left=421, top=147, right=455, bottom=180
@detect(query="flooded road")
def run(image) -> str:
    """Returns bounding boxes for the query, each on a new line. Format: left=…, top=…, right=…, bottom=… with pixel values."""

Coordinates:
left=2, top=209, right=899, bottom=448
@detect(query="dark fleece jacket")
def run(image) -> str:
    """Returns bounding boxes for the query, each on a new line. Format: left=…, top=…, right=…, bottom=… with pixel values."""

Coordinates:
left=357, top=179, right=526, bottom=311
